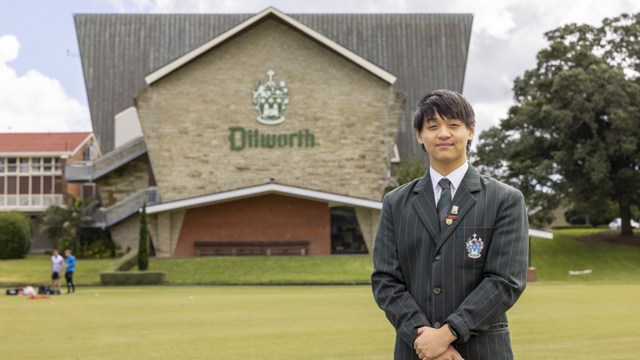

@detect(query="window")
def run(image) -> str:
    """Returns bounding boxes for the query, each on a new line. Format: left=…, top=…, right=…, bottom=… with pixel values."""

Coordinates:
left=55, top=195, right=63, bottom=205
left=43, top=158, right=52, bottom=172
left=32, top=158, right=41, bottom=173
left=31, top=197, right=40, bottom=206
left=19, top=196, right=28, bottom=206
left=7, top=158, right=16, bottom=173
left=7, top=196, right=16, bottom=206
left=54, top=158, right=61, bottom=172
left=0, top=158, right=4, bottom=173
left=0, top=197, right=4, bottom=206
left=43, top=196, right=52, bottom=206
left=19, top=158, right=29, bottom=173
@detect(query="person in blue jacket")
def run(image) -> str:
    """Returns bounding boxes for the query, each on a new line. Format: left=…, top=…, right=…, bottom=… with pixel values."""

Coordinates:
left=64, top=249, right=76, bottom=294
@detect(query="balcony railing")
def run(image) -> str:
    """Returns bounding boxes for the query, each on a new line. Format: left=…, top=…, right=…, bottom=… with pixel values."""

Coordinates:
left=66, top=136, right=147, bottom=182
left=89, top=187, right=160, bottom=229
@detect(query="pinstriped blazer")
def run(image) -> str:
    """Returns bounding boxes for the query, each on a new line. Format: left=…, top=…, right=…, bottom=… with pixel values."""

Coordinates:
left=372, top=164, right=528, bottom=360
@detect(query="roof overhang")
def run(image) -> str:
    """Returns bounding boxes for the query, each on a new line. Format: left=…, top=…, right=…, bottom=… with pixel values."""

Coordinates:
left=145, top=183, right=383, bottom=214
left=144, top=7, right=397, bottom=85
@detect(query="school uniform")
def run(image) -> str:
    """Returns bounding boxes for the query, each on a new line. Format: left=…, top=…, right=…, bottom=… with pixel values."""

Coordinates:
left=372, top=164, right=528, bottom=360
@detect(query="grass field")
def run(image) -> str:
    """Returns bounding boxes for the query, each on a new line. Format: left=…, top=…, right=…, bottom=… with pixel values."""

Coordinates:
left=2, top=284, right=639, bottom=359
left=0, top=255, right=111, bottom=285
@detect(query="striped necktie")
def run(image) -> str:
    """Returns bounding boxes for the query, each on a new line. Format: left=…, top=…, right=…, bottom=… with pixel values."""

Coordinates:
left=437, top=179, right=452, bottom=231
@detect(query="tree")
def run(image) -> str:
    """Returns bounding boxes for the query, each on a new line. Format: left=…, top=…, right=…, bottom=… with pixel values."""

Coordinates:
left=40, top=194, right=99, bottom=250
left=474, top=13, right=640, bottom=235
left=0, top=211, right=33, bottom=259
left=385, top=156, right=430, bottom=196
left=138, top=202, right=149, bottom=271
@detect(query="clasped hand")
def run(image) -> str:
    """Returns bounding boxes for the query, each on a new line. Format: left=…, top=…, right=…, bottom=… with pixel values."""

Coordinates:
left=413, top=326, right=463, bottom=360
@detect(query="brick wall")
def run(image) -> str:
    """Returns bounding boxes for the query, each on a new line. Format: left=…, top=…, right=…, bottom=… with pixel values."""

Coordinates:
left=95, top=153, right=150, bottom=207
left=173, top=194, right=331, bottom=256
left=136, top=18, right=405, bottom=204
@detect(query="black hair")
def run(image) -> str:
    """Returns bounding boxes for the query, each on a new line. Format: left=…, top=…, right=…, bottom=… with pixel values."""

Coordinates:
left=413, top=89, right=475, bottom=153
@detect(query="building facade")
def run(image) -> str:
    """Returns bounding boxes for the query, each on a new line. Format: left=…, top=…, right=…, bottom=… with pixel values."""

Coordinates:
left=70, top=8, right=473, bottom=256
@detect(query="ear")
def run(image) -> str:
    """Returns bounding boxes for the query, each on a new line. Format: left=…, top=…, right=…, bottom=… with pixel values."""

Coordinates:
left=468, top=123, right=475, bottom=141
left=415, top=128, right=424, bottom=145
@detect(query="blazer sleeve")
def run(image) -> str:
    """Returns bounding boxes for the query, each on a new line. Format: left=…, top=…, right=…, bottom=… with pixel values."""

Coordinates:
left=445, top=187, right=529, bottom=344
left=372, top=192, right=430, bottom=347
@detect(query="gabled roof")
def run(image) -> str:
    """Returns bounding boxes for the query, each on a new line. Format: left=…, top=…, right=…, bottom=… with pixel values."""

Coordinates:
left=75, top=13, right=473, bottom=154
left=145, top=183, right=383, bottom=214
left=144, top=7, right=397, bottom=85
left=0, top=132, right=96, bottom=156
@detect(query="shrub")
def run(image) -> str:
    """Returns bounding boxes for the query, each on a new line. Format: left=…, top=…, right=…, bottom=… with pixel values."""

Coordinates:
left=551, top=225, right=594, bottom=230
left=0, top=211, right=33, bottom=259
left=100, top=270, right=166, bottom=285
left=138, top=203, right=149, bottom=271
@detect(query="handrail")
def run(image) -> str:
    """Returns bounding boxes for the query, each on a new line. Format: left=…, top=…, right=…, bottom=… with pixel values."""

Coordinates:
left=65, top=136, right=147, bottom=182
left=89, top=186, right=160, bottom=229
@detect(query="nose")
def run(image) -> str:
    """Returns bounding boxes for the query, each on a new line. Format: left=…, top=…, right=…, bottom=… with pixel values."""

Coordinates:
left=437, top=127, right=451, bottom=139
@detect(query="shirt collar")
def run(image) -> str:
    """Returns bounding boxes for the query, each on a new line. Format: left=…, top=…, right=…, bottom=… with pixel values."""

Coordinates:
left=430, top=161, right=469, bottom=193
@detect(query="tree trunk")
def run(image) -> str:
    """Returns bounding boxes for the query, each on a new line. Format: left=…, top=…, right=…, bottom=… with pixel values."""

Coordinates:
left=619, top=201, right=633, bottom=236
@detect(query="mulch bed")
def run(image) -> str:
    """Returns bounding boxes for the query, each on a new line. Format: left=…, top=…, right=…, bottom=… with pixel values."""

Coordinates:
left=575, top=230, right=640, bottom=248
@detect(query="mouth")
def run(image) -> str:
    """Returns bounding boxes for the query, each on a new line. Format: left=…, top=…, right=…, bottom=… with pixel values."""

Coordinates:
left=435, top=142, right=454, bottom=149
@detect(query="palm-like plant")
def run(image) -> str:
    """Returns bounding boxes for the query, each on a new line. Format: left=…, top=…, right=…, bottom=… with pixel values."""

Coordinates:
left=40, top=194, right=99, bottom=251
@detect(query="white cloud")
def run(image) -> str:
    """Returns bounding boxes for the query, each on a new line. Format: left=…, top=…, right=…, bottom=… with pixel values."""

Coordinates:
left=0, top=35, right=91, bottom=133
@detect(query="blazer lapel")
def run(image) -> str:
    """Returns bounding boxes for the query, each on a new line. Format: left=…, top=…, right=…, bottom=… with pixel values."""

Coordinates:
left=410, top=171, right=440, bottom=243
left=434, top=165, right=482, bottom=253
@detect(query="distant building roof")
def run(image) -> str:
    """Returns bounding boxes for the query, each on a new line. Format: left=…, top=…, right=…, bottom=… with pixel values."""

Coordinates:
left=0, top=132, right=95, bottom=155
left=75, top=12, right=473, bottom=156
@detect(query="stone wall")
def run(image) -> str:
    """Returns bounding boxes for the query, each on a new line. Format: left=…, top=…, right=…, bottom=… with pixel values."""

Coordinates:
left=136, top=18, right=405, bottom=204
left=96, top=154, right=150, bottom=207
left=110, top=213, right=140, bottom=252
left=354, top=207, right=381, bottom=255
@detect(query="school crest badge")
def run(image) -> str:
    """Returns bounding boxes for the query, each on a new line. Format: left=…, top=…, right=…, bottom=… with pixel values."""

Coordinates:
left=466, top=234, right=484, bottom=259
left=252, top=69, right=290, bottom=125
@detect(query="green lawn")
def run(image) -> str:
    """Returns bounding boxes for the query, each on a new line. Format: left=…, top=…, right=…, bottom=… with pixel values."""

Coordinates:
left=531, top=229, right=640, bottom=283
left=1, top=284, right=639, bottom=359
left=0, top=254, right=112, bottom=285
left=148, top=255, right=374, bottom=284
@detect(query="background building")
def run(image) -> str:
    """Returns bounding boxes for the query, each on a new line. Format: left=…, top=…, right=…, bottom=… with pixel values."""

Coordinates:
left=69, top=8, right=473, bottom=256
left=0, top=132, right=100, bottom=252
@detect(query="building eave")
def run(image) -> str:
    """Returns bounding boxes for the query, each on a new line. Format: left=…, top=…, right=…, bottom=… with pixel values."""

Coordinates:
left=145, top=183, right=383, bottom=214
left=144, top=7, right=397, bottom=85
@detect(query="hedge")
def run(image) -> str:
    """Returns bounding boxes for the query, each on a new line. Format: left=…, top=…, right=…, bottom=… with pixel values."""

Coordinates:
left=100, top=249, right=166, bottom=285
left=0, top=211, right=33, bottom=259
left=551, top=225, right=594, bottom=230
left=100, top=270, right=166, bottom=285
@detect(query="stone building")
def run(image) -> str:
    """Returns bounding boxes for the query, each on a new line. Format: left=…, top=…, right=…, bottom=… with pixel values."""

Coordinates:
left=68, top=8, right=473, bottom=256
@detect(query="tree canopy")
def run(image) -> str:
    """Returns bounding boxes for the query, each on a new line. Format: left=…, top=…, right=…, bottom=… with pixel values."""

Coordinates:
left=474, top=13, right=640, bottom=234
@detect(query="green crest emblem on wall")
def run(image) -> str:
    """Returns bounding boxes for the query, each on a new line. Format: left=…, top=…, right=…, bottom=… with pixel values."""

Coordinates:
left=252, top=70, right=290, bottom=125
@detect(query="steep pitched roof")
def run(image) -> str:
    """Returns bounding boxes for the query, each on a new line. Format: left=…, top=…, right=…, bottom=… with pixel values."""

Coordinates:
left=145, top=7, right=396, bottom=85
left=75, top=12, right=473, bottom=155
left=0, top=132, right=94, bottom=155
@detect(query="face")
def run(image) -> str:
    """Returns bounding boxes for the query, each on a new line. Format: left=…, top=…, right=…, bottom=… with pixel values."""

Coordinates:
left=65, top=250, right=71, bottom=257
left=53, top=250, right=58, bottom=256
left=415, top=112, right=474, bottom=169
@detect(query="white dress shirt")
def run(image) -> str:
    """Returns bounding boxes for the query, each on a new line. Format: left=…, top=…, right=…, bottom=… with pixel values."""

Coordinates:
left=430, top=162, right=469, bottom=204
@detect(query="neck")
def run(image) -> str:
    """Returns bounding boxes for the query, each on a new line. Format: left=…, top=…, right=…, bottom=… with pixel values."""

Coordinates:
left=429, top=156, right=467, bottom=176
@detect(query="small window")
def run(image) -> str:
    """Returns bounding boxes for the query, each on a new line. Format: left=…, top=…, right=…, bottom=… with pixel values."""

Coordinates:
left=32, top=158, right=41, bottom=173
left=19, top=196, right=29, bottom=206
left=43, top=158, right=52, bottom=172
left=0, top=197, right=4, bottom=206
left=31, top=197, right=41, bottom=206
left=7, top=158, right=17, bottom=173
left=54, top=158, right=61, bottom=172
left=54, top=195, right=63, bottom=205
left=7, top=196, right=16, bottom=206
left=43, top=196, right=52, bottom=206
left=19, top=158, right=29, bottom=173
left=0, top=158, right=4, bottom=173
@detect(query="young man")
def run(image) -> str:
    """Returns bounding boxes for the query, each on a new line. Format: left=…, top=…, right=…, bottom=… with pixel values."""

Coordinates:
left=372, top=90, right=528, bottom=360
left=50, top=249, right=64, bottom=291
left=64, top=249, right=76, bottom=294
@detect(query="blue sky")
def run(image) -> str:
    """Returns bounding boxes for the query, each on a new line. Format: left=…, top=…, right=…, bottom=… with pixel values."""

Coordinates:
left=1, top=0, right=639, bottom=137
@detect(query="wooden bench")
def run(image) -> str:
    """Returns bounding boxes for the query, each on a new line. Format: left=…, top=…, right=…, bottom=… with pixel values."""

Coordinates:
left=194, top=241, right=310, bottom=256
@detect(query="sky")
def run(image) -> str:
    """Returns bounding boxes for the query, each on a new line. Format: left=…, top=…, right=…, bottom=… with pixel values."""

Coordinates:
left=1, top=0, right=639, bottom=144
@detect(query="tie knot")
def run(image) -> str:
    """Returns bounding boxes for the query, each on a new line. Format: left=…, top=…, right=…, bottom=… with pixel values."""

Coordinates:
left=439, top=178, right=451, bottom=190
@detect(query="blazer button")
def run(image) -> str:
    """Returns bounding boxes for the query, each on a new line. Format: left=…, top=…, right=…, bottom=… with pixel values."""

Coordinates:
left=434, top=322, right=441, bottom=329
left=434, top=287, right=441, bottom=295
left=435, top=254, right=442, bottom=261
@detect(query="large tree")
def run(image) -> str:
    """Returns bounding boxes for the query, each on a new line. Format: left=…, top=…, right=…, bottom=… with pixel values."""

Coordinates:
left=474, top=13, right=640, bottom=235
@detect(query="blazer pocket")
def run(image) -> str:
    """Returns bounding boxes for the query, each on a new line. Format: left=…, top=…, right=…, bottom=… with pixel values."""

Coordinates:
left=455, top=227, right=494, bottom=270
